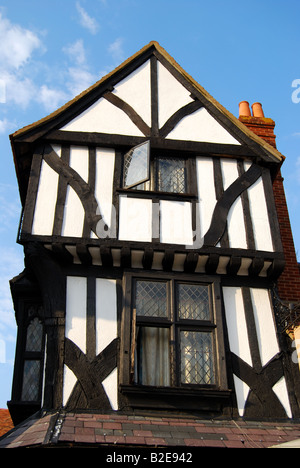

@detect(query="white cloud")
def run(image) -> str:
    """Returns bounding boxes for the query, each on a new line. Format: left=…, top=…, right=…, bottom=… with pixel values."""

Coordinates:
left=0, top=12, right=51, bottom=111
left=0, top=12, right=43, bottom=70
left=4, top=72, right=36, bottom=109
left=63, top=39, right=97, bottom=97
left=63, top=39, right=87, bottom=66
left=76, top=2, right=99, bottom=35
left=38, top=85, right=68, bottom=112
left=65, top=67, right=95, bottom=97
left=0, top=118, right=15, bottom=134
left=108, top=38, right=125, bottom=63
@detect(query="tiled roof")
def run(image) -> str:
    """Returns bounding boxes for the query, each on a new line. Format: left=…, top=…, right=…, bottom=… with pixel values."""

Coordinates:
left=0, top=409, right=14, bottom=437
left=1, top=410, right=300, bottom=448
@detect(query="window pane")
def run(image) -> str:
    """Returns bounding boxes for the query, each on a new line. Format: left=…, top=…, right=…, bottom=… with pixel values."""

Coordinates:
left=136, top=280, right=167, bottom=318
left=156, top=157, right=186, bottom=193
left=178, top=284, right=210, bottom=321
left=21, top=360, right=41, bottom=401
left=136, top=327, right=170, bottom=386
left=123, top=141, right=150, bottom=188
left=26, top=317, right=43, bottom=352
left=180, top=331, right=215, bottom=385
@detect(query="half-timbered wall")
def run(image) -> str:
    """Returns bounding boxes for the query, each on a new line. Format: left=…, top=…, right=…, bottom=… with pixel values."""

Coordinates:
left=63, top=275, right=118, bottom=410
left=223, top=286, right=292, bottom=418
left=24, top=143, right=276, bottom=255
left=11, top=42, right=298, bottom=422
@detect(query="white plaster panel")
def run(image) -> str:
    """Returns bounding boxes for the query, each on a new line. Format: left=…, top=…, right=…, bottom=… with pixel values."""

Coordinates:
left=273, top=377, right=292, bottom=418
left=157, top=61, right=194, bottom=128
left=221, top=159, right=247, bottom=249
left=247, top=176, right=273, bottom=252
left=160, top=200, right=193, bottom=245
left=102, top=368, right=118, bottom=411
left=250, top=288, right=279, bottom=366
left=91, top=147, right=115, bottom=239
left=61, top=146, right=89, bottom=238
left=95, top=278, right=117, bottom=355
left=31, top=158, right=59, bottom=235
left=60, top=97, right=144, bottom=136
left=65, top=276, right=87, bottom=354
left=222, top=286, right=252, bottom=367
left=63, top=365, right=77, bottom=407
left=118, top=195, right=152, bottom=242
left=113, top=60, right=151, bottom=126
left=167, top=107, right=241, bottom=144
left=196, top=157, right=216, bottom=239
left=233, top=374, right=250, bottom=417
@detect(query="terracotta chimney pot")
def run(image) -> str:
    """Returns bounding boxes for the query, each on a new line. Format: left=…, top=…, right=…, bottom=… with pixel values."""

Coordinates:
left=252, top=102, right=265, bottom=118
left=239, top=101, right=251, bottom=117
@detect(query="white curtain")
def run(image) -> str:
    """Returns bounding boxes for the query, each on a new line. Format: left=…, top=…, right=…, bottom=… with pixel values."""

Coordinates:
left=137, top=327, right=170, bottom=386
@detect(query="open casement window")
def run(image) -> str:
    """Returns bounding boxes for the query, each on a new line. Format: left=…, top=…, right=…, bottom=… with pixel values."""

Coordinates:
left=121, top=273, right=230, bottom=411
left=123, top=141, right=151, bottom=189
left=122, top=141, right=189, bottom=194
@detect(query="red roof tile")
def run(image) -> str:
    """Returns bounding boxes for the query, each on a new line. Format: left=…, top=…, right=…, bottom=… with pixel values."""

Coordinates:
left=0, top=409, right=14, bottom=437
left=1, top=410, right=300, bottom=448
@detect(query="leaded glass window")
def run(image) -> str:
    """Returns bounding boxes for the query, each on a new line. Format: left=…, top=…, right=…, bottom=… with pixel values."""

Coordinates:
left=178, top=284, right=210, bottom=321
left=156, top=157, right=186, bottom=193
left=136, top=280, right=167, bottom=318
left=21, top=360, right=41, bottom=401
left=132, top=277, right=216, bottom=388
left=180, top=331, right=215, bottom=385
left=123, top=141, right=150, bottom=189
left=123, top=144, right=188, bottom=194
left=20, top=308, right=45, bottom=402
left=25, top=317, right=43, bottom=352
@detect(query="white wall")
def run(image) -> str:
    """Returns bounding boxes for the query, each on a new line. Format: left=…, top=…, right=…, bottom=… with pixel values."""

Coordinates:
left=62, top=146, right=89, bottom=238
left=31, top=146, right=61, bottom=235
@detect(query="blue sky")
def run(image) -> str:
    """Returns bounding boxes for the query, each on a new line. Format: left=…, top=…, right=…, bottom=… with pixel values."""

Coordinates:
left=0, top=0, right=300, bottom=408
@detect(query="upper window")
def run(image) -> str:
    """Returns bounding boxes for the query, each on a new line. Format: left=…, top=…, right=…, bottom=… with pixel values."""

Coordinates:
left=122, top=141, right=188, bottom=194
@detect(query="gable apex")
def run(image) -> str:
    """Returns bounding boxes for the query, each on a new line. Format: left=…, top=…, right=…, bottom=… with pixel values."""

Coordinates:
left=10, top=41, right=284, bottom=204
left=11, top=41, right=283, bottom=163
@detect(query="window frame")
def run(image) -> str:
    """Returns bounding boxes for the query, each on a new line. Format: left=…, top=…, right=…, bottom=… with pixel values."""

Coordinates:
left=120, top=271, right=229, bottom=410
left=20, top=305, right=45, bottom=403
left=121, top=146, right=197, bottom=198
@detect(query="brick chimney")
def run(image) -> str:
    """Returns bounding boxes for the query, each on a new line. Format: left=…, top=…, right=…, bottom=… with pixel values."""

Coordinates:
left=239, top=101, right=277, bottom=148
left=239, top=101, right=300, bottom=303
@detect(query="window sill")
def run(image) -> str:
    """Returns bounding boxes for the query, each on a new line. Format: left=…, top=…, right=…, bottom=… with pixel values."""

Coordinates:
left=120, top=384, right=231, bottom=413
left=117, top=188, right=197, bottom=201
